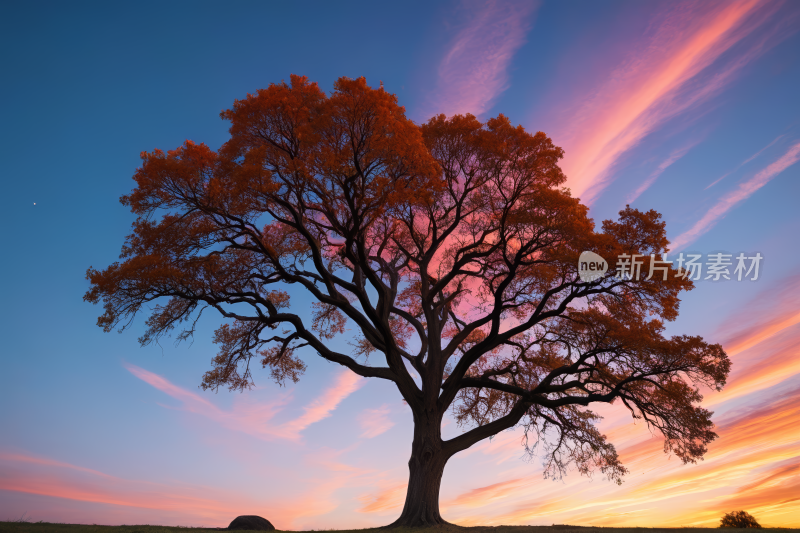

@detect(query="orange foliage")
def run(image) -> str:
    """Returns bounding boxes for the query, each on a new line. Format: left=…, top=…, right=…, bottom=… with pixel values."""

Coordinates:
left=85, top=75, right=729, bottom=506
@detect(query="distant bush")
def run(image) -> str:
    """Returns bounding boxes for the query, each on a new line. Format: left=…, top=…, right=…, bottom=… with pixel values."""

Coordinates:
left=719, top=511, right=762, bottom=528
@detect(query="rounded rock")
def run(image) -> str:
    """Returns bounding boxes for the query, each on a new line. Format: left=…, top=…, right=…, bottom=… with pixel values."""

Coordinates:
left=228, top=515, right=275, bottom=531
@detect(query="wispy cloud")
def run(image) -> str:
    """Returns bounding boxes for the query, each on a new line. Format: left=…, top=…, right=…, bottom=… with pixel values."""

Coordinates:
left=705, top=133, right=785, bottom=189
left=425, top=0, right=538, bottom=118
left=711, top=459, right=800, bottom=523
left=556, top=0, right=787, bottom=204
left=704, top=171, right=732, bottom=191
left=278, top=370, right=364, bottom=439
left=287, top=446, right=387, bottom=527
left=444, top=477, right=530, bottom=509
left=430, top=292, right=800, bottom=528
left=693, top=273, right=800, bottom=405
left=452, top=426, right=524, bottom=459
left=0, top=450, right=352, bottom=528
left=451, top=385, right=800, bottom=528
left=741, top=133, right=786, bottom=166
left=706, top=325, right=800, bottom=407
left=126, top=364, right=363, bottom=442
left=671, top=140, right=800, bottom=250
left=715, top=272, right=800, bottom=357
left=126, top=364, right=223, bottom=414
left=0, top=452, right=116, bottom=480
left=0, top=452, right=250, bottom=524
left=358, top=405, right=395, bottom=438
left=357, top=483, right=407, bottom=514
left=627, top=141, right=700, bottom=204
left=725, top=310, right=800, bottom=359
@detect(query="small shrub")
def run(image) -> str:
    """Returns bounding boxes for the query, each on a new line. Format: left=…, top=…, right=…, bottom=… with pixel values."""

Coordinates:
left=719, top=510, right=762, bottom=528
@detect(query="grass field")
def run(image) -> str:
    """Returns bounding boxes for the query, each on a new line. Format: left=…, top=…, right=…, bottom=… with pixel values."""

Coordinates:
left=1, top=523, right=799, bottom=533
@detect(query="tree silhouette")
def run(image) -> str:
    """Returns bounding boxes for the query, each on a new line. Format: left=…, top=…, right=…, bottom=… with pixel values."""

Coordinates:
left=720, top=511, right=762, bottom=528
left=85, top=75, right=730, bottom=527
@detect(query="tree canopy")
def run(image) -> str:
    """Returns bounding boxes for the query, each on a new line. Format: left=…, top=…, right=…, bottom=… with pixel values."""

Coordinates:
left=720, top=511, right=762, bottom=528
left=85, top=75, right=730, bottom=527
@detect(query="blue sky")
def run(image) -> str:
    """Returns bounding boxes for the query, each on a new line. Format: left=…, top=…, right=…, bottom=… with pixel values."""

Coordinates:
left=2, top=0, right=800, bottom=528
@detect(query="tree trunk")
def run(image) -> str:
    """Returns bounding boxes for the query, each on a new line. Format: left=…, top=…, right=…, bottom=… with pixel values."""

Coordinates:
left=387, top=410, right=451, bottom=527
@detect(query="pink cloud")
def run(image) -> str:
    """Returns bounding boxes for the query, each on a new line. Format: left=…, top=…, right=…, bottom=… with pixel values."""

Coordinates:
left=426, top=0, right=538, bottom=118
left=709, top=327, right=800, bottom=407
left=358, top=405, right=395, bottom=438
left=671, top=140, right=800, bottom=250
left=740, top=133, right=786, bottom=166
left=357, top=483, right=407, bottom=514
left=725, top=310, right=800, bottom=358
left=704, top=171, right=732, bottom=191
left=126, top=364, right=363, bottom=441
left=692, top=273, right=800, bottom=405
left=0, top=452, right=253, bottom=525
left=555, top=0, right=786, bottom=204
left=716, top=273, right=800, bottom=360
left=0, top=451, right=354, bottom=528
left=279, top=370, right=364, bottom=439
left=444, top=477, right=530, bottom=509
left=451, top=426, right=524, bottom=460
left=0, top=452, right=115, bottom=480
left=0, top=475, right=235, bottom=519
left=126, top=364, right=220, bottom=414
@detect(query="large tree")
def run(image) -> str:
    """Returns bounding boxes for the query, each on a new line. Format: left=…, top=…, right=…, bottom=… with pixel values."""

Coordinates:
left=85, top=75, right=730, bottom=527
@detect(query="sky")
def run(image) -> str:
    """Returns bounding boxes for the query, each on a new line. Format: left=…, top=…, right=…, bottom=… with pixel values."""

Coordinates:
left=1, top=0, right=800, bottom=529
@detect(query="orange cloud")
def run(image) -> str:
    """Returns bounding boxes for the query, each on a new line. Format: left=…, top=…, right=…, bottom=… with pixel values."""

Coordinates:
left=0, top=452, right=255, bottom=525
left=709, top=386, right=800, bottom=457
left=438, top=379, right=800, bottom=528
left=126, top=364, right=363, bottom=441
left=1, top=476, right=236, bottom=518
left=0, top=448, right=386, bottom=529
left=453, top=426, right=525, bottom=461
left=672, top=140, right=800, bottom=250
left=358, top=405, right=395, bottom=438
left=595, top=396, right=800, bottom=527
left=724, top=311, right=800, bottom=358
left=433, top=289, right=800, bottom=526
left=710, top=460, right=800, bottom=525
left=444, top=477, right=530, bottom=509
left=425, top=0, right=538, bottom=118
left=715, top=272, right=800, bottom=356
left=707, top=325, right=800, bottom=406
left=602, top=377, right=800, bottom=501
left=468, top=391, right=800, bottom=527
left=699, top=273, right=800, bottom=404
left=442, top=327, right=800, bottom=527
left=556, top=0, right=782, bottom=204
left=357, top=483, right=407, bottom=514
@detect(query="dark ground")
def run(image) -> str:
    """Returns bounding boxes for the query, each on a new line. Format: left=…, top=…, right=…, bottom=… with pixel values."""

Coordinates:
left=1, top=523, right=798, bottom=533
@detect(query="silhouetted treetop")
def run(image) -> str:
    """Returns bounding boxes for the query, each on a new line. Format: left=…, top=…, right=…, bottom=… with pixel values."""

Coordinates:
left=85, top=75, right=730, bottom=527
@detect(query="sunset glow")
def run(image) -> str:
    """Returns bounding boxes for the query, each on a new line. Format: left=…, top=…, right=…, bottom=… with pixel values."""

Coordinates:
left=2, top=0, right=799, bottom=530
